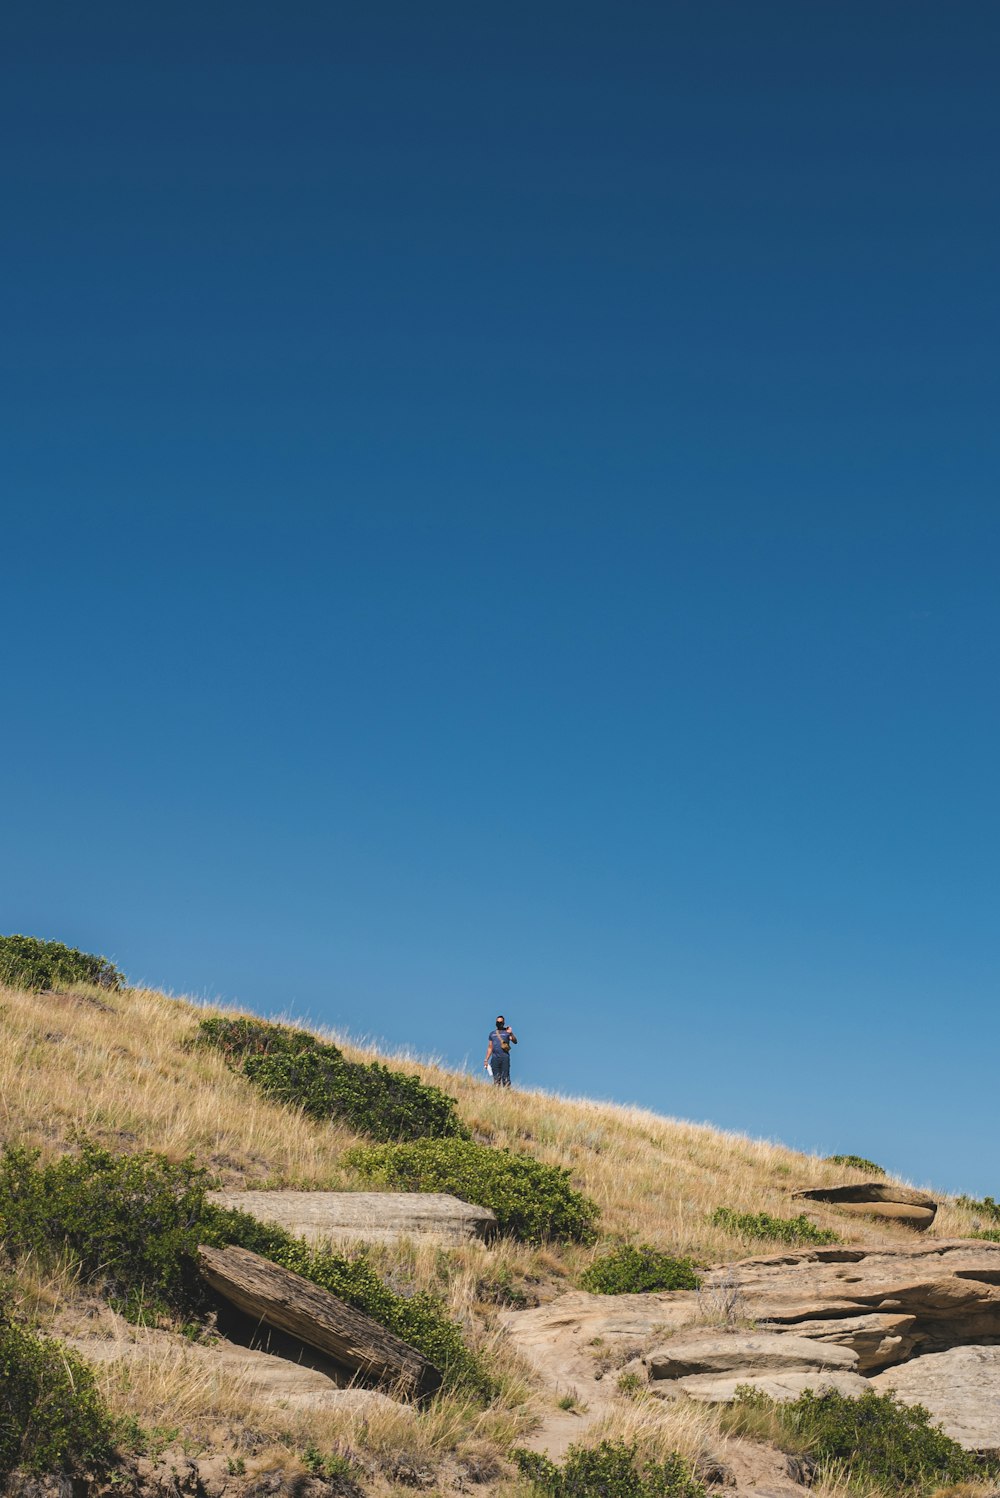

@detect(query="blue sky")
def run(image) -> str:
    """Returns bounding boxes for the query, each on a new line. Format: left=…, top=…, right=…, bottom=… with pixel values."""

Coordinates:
left=2, top=3, right=998, bottom=1195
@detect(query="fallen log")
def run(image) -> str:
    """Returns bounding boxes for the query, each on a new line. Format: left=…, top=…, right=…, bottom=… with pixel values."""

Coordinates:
left=197, top=1244, right=441, bottom=1397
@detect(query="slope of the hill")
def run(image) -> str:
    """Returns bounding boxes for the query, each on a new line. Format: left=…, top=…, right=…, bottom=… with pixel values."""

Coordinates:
left=0, top=980, right=975, bottom=1253
left=0, top=979, right=990, bottom=1498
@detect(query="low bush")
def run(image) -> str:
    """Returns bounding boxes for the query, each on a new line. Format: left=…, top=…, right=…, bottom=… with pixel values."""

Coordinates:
left=824, top=1154, right=885, bottom=1176
left=0, top=1143, right=491, bottom=1398
left=722, top=1386, right=979, bottom=1492
left=0, top=934, right=124, bottom=993
left=710, top=1207, right=839, bottom=1246
left=347, top=1137, right=599, bottom=1244
left=514, top=1440, right=706, bottom=1498
left=957, top=1193, right=1000, bottom=1223
left=198, top=1015, right=467, bottom=1143
left=0, top=1318, right=122, bottom=1476
left=580, top=1244, right=701, bottom=1294
left=971, top=1228, right=1000, bottom=1243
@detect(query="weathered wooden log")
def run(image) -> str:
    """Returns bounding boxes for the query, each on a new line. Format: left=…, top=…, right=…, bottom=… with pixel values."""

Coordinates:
left=197, top=1244, right=441, bottom=1396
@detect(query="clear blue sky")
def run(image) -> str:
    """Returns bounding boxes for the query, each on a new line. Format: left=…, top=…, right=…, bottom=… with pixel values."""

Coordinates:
left=3, top=4, right=998, bottom=1195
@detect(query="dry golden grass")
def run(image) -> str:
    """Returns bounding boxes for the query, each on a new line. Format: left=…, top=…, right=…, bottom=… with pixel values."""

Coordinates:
left=0, top=983, right=357, bottom=1186
left=88, top=1336, right=531, bottom=1479
left=0, top=978, right=985, bottom=1267
left=577, top=1394, right=722, bottom=1471
left=1, top=977, right=991, bottom=1497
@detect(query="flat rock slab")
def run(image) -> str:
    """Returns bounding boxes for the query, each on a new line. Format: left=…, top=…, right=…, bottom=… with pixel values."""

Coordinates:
left=59, top=1331, right=405, bottom=1413
left=646, top=1332, right=857, bottom=1380
left=870, top=1345, right=1000, bottom=1451
left=673, top=1369, right=871, bottom=1404
left=208, top=1189, right=496, bottom=1245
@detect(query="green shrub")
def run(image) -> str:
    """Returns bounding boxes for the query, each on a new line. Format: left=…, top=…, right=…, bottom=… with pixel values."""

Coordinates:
left=0, top=934, right=123, bottom=993
left=0, top=1319, right=122, bottom=1476
left=514, top=1440, right=706, bottom=1498
left=0, top=1142, right=208, bottom=1318
left=724, top=1386, right=979, bottom=1491
left=972, top=1228, right=1000, bottom=1243
left=580, top=1244, right=701, bottom=1294
left=824, top=1154, right=885, bottom=1176
left=347, top=1137, right=598, bottom=1244
left=957, top=1193, right=1000, bottom=1222
left=198, top=1015, right=467, bottom=1143
left=0, top=1143, right=491, bottom=1398
left=710, top=1207, right=839, bottom=1247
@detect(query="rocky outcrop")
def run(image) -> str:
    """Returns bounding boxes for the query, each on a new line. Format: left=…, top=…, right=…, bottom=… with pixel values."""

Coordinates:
left=792, top=1182, right=937, bottom=1230
left=786, top=1310, right=920, bottom=1371
left=700, top=1238, right=1000, bottom=1364
left=207, top=1189, right=497, bottom=1245
left=870, top=1345, right=1000, bottom=1452
left=503, top=1239, right=1000, bottom=1448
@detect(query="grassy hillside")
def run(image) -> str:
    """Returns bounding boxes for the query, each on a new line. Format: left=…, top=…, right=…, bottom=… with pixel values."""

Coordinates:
left=0, top=976, right=989, bottom=1497
left=1, top=979, right=976, bottom=1252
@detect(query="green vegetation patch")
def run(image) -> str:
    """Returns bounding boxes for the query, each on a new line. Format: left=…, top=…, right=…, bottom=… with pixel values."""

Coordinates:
left=0, top=1143, right=491, bottom=1398
left=824, top=1154, right=885, bottom=1176
left=515, top=1440, right=706, bottom=1498
left=957, top=1193, right=1000, bottom=1223
left=710, top=1206, right=839, bottom=1247
left=722, top=1386, right=980, bottom=1492
left=0, top=1318, right=122, bottom=1477
left=580, top=1244, right=701, bottom=1294
left=198, top=1015, right=467, bottom=1143
left=0, top=934, right=124, bottom=993
left=347, top=1137, right=598, bottom=1244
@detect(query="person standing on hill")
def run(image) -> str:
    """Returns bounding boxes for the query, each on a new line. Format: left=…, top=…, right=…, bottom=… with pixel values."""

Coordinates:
left=484, top=1015, right=517, bottom=1087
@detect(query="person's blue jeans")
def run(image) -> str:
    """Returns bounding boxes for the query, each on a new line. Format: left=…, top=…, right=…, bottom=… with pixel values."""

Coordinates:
left=490, top=1051, right=511, bottom=1086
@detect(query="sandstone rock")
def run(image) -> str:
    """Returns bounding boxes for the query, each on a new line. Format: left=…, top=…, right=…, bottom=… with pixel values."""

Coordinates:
left=207, top=1189, right=496, bottom=1245
left=792, top=1182, right=937, bottom=1230
left=785, top=1311, right=919, bottom=1371
left=502, top=1243, right=1000, bottom=1460
left=501, top=1289, right=698, bottom=1394
left=645, top=1332, right=857, bottom=1379
left=675, top=1369, right=871, bottom=1403
left=61, top=1330, right=404, bottom=1411
left=701, top=1239, right=1000, bottom=1359
left=870, top=1344, right=1000, bottom=1451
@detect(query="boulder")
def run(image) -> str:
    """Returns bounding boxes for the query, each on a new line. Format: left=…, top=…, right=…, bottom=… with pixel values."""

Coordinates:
left=674, top=1369, right=871, bottom=1404
left=645, top=1332, right=857, bottom=1380
left=792, top=1182, right=937, bottom=1230
left=870, top=1345, right=1000, bottom=1451
left=207, top=1189, right=496, bottom=1245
